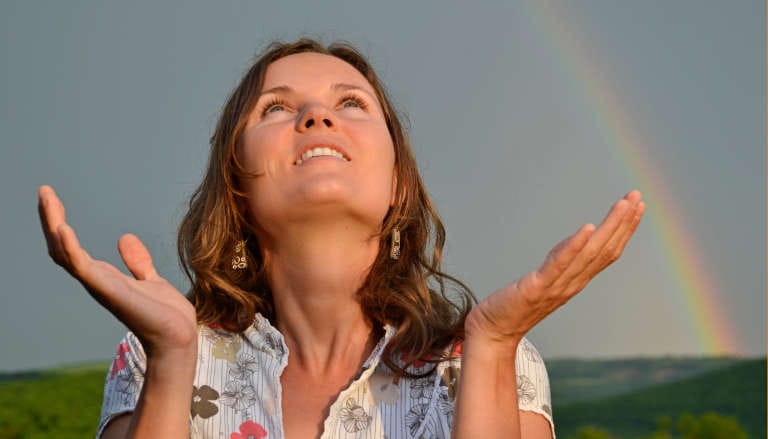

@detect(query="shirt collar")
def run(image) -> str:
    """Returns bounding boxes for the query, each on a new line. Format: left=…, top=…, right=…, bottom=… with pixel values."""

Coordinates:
left=247, top=313, right=397, bottom=371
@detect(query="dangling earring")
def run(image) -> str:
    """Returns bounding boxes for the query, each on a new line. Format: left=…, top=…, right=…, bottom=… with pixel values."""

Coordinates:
left=232, top=240, right=247, bottom=270
left=390, top=227, right=401, bottom=260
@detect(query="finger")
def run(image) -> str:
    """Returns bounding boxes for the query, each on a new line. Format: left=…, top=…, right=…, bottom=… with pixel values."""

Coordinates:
left=57, top=223, right=93, bottom=277
left=622, top=189, right=643, bottom=204
left=611, top=200, right=646, bottom=257
left=118, top=234, right=160, bottom=281
left=58, top=225, right=140, bottom=316
left=576, top=198, right=641, bottom=277
left=557, top=195, right=644, bottom=294
left=38, top=185, right=67, bottom=264
left=536, top=223, right=595, bottom=287
left=549, top=196, right=632, bottom=289
left=565, top=201, right=646, bottom=296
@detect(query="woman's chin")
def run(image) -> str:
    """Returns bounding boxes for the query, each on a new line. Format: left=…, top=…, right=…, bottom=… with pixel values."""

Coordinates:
left=288, top=187, right=389, bottom=224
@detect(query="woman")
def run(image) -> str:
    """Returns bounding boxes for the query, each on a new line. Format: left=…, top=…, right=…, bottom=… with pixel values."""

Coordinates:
left=38, top=39, right=645, bottom=438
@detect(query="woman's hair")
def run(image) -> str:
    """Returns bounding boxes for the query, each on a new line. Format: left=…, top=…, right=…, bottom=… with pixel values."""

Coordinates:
left=178, top=38, right=476, bottom=377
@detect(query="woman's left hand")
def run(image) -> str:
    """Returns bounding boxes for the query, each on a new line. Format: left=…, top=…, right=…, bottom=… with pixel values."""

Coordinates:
left=465, top=190, right=646, bottom=346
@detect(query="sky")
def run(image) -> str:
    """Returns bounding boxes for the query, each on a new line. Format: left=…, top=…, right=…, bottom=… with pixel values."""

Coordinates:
left=0, top=0, right=764, bottom=372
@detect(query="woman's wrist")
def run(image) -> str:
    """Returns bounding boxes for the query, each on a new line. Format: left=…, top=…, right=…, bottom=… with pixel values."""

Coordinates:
left=464, top=310, right=524, bottom=358
left=128, top=346, right=197, bottom=438
left=144, top=343, right=198, bottom=383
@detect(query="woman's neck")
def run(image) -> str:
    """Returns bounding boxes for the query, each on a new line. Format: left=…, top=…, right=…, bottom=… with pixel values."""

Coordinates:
left=261, top=218, right=382, bottom=378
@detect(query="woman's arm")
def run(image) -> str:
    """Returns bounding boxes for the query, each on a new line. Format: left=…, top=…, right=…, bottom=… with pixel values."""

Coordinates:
left=38, top=185, right=198, bottom=438
left=100, top=348, right=197, bottom=438
left=453, top=191, right=645, bottom=438
left=455, top=337, right=553, bottom=439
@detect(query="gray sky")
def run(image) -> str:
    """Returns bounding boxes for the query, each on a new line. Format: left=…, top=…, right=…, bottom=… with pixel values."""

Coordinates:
left=1, top=0, right=764, bottom=372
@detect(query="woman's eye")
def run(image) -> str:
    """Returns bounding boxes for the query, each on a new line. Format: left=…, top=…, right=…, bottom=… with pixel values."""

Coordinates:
left=340, top=96, right=368, bottom=110
left=260, top=98, right=288, bottom=117
left=265, top=104, right=285, bottom=114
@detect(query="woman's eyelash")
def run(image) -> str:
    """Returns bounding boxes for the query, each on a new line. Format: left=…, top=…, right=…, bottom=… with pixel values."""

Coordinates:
left=258, top=93, right=369, bottom=117
left=339, top=94, right=368, bottom=110
left=260, top=98, right=287, bottom=116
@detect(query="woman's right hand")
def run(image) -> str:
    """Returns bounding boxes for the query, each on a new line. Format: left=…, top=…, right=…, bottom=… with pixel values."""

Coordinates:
left=38, top=185, right=197, bottom=358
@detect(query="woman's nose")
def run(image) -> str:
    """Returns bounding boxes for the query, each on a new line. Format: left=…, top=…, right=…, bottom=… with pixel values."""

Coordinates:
left=296, top=104, right=337, bottom=132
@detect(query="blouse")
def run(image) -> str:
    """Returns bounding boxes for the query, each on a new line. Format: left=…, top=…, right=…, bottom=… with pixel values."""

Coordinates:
left=97, top=313, right=554, bottom=438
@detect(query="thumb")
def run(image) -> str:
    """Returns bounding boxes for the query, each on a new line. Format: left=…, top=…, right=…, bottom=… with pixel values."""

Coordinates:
left=118, top=233, right=160, bottom=281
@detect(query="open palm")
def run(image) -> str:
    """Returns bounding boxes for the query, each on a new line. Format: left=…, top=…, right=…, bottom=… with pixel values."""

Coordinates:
left=466, top=190, right=646, bottom=345
left=38, top=185, right=197, bottom=356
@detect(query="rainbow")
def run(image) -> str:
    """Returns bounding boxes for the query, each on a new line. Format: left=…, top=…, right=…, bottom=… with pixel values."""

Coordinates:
left=523, top=0, right=745, bottom=354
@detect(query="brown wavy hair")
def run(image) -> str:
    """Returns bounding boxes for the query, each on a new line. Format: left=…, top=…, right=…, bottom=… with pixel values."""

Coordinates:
left=178, top=38, right=476, bottom=377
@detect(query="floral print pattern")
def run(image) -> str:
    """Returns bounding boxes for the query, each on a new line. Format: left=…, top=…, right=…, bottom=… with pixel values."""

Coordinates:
left=98, top=320, right=554, bottom=439
left=220, top=380, right=258, bottom=412
left=409, top=377, right=433, bottom=400
left=338, top=397, right=372, bottom=433
left=212, top=335, right=242, bottom=363
left=522, top=339, right=542, bottom=363
left=191, top=385, right=220, bottom=419
left=230, top=420, right=267, bottom=439
left=228, top=354, right=259, bottom=382
left=406, top=403, right=430, bottom=436
left=436, top=389, right=454, bottom=429
left=517, top=374, right=537, bottom=404
left=110, top=341, right=130, bottom=378
left=115, top=368, right=143, bottom=405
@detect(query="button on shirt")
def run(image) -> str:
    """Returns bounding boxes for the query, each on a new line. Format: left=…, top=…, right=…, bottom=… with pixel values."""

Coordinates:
left=97, top=314, right=554, bottom=438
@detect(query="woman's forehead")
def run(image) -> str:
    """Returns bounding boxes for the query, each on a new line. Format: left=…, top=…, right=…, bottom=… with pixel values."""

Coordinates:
left=261, top=52, right=375, bottom=95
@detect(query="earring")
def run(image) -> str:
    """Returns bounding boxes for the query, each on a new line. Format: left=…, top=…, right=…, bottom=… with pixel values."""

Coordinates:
left=390, top=227, right=401, bottom=260
left=232, top=240, right=247, bottom=270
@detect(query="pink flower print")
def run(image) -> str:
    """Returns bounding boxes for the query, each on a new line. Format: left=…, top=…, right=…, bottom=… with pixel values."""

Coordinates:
left=230, top=420, right=267, bottom=439
left=110, top=341, right=130, bottom=378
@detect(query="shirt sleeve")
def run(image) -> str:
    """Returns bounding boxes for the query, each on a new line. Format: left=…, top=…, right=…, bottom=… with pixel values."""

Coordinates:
left=516, top=337, right=555, bottom=438
left=95, top=331, right=147, bottom=439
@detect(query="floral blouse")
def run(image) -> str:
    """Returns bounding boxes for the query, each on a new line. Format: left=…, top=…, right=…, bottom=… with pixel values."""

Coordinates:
left=97, top=314, right=554, bottom=438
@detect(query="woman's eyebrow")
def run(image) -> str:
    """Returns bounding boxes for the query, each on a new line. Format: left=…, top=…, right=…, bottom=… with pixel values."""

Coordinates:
left=257, top=83, right=378, bottom=101
left=258, top=85, right=294, bottom=97
left=331, top=83, right=378, bottom=101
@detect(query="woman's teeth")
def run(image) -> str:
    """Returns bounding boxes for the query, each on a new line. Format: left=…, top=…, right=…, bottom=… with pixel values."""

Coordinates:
left=295, top=147, right=349, bottom=165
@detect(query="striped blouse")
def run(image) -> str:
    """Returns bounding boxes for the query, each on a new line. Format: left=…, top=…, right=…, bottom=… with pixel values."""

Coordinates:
left=97, top=313, right=554, bottom=438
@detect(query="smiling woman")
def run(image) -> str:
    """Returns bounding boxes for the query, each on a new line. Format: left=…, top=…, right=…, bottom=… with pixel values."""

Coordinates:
left=38, top=38, right=644, bottom=439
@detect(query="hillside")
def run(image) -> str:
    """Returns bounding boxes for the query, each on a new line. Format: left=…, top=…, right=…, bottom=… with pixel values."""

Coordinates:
left=554, top=358, right=766, bottom=439
left=0, top=357, right=763, bottom=438
left=546, top=356, right=744, bottom=405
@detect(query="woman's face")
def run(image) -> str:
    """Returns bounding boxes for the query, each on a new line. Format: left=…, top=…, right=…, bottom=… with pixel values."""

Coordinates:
left=239, top=52, right=396, bottom=236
